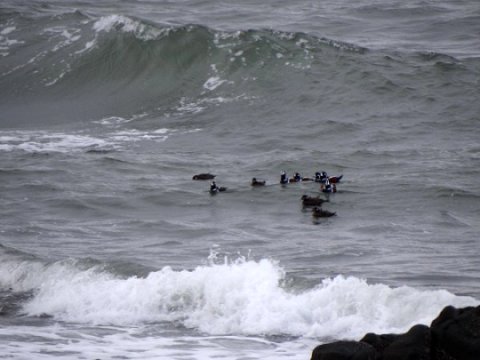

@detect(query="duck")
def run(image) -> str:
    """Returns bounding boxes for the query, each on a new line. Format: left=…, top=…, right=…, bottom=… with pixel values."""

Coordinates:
left=301, top=195, right=328, bottom=207
left=290, top=172, right=314, bottom=183
left=281, top=171, right=314, bottom=183
left=320, top=182, right=337, bottom=193
left=315, top=171, right=343, bottom=184
left=328, top=174, right=343, bottom=184
left=312, top=207, right=336, bottom=218
left=280, top=171, right=289, bottom=184
left=209, top=181, right=227, bottom=194
left=291, top=172, right=303, bottom=183
left=193, top=173, right=216, bottom=180
left=251, top=178, right=266, bottom=186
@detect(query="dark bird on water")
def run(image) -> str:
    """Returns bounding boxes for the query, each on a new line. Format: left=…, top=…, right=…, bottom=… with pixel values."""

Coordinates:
left=312, top=207, right=336, bottom=218
left=193, top=173, right=216, bottom=180
left=301, top=195, right=328, bottom=207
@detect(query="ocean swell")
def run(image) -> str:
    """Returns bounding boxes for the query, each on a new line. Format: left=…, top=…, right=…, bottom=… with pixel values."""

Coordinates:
left=1, top=10, right=478, bottom=140
left=0, top=12, right=365, bottom=122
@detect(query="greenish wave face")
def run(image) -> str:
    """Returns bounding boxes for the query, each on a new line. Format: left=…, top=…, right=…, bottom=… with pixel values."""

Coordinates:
left=1, top=10, right=477, bottom=130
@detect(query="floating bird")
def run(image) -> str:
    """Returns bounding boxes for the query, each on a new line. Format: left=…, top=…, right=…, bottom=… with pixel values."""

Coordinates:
left=315, top=171, right=343, bottom=184
left=209, top=181, right=227, bottom=194
left=193, top=173, right=216, bottom=180
left=312, top=206, right=336, bottom=218
left=251, top=178, right=266, bottom=186
left=301, top=195, right=328, bottom=207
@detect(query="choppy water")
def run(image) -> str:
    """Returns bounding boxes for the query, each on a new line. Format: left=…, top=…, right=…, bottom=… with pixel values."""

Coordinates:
left=1, top=0, right=480, bottom=359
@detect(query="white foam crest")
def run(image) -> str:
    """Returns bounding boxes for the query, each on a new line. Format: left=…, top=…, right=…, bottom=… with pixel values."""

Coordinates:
left=93, top=116, right=134, bottom=126
left=0, top=24, right=24, bottom=57
left=176, top=97, right=206, bottom=114
left=42, top=26, right=81, bottom=52
left=0, top=126, right=171, bottom=153
left=92, top=15, right=164, bottom=41
left=75, top=39, right=96, bottom=55
left=1, top=51, right=46, bottom=76
left=202, top=64, right=233, bottom=92
left=0, top=131, right=109, bottom=153
left=1, top=26, right=16, bottom=36
left=203, top=76, right=228, bottom=91
left=93, top=113, right=149, bottom=127
left=44, top=70, right=68, bottom=87
left=213, top=30, right=243, bottom=48
left=9, top=256, right=476, bottom=338
left=182, top=270, right=477, bottom=338
left=0, top=256, right=109, bottom=294
left=174, top=93, right=253, bottom=117
left=110, top=128, right=170, bottom=142
left=0, top=257, right=44, bottom=292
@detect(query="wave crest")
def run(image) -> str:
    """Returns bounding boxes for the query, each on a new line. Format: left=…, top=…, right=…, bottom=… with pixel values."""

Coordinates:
left=0, top=247, right=476, bottom=339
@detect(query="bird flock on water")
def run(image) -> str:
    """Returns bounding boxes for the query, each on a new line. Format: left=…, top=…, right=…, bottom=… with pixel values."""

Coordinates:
left=193, top=170, right=344, bottom=219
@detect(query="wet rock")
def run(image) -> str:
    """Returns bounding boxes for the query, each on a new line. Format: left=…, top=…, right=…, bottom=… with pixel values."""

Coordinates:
left=311, top=340, right=376, bottom=360
left=311, top=305, right=480, bottom=360
left=430, top=305, right=480, bottom=360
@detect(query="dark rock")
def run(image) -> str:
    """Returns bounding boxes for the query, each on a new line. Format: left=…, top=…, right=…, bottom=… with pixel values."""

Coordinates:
left=311, top=341, right=376, bottom=360
left=360, top=332, right=398, bottom=353
left=382, top=324, right=431, bottom=360
left=430, top=305, right=480, bottom=360
left=311, top=305, right=480, bottom=360
left=361, top=325, right=431, bottom=360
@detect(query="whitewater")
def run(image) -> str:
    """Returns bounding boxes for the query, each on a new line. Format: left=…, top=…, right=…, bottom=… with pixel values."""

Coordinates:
left=1, top=0, right=480, bottom=359
left=1, top=246, right=477, bottom=359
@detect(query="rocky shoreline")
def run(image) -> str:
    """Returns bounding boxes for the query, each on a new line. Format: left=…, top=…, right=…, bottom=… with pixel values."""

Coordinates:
left=311, top=305, right=480, bottom=360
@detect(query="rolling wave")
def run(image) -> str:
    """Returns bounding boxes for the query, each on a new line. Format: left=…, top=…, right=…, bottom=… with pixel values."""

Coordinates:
left=0, top=246, right=477, bottom=339
left=1, top=10, right=477, bottom=129
left=1, top=13, right=364, bottom=90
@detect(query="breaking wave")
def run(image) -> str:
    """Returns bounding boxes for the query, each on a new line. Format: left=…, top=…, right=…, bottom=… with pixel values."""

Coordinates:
left=1, top=11, right=476, bottom=129
left=0, top=245, right=476, bottom=339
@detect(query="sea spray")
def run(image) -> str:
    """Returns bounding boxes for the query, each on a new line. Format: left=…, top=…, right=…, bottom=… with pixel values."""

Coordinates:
left=0, top=252, right=474, bottom=339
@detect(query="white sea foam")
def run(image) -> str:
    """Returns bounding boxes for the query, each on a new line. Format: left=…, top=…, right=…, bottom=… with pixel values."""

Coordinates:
left=92, top=15, right=164, bottom=40
left=1, top=51, right=46, bottom=76
left=203, top=76, right=228, bottom=91
left=44, top=69, right=69, bottom=86
left=111, top=128, right=170, bottom=142
left=174, top=94, right=253, bottom=117
left=0, top=131, right=109, bottom=153
left=213, top=30, right=243, bottom=48
left=75, top=38, right=96, bottom=54
left=0, top=126, right=171, bottom=153
left=1, top=26, right=16, bottom=36
left=202, top=63, right=233, bottom=92
left=0, top=325, right=316, bottom=360
left=94, top=113, right=149, bottom=127
left=0, top=24, right=24, bottom=56
left=42, top=26, right=81, bottom=52
left=176, top=97, right=206, bottom=114
left=1, top=254, right=476, bottom=340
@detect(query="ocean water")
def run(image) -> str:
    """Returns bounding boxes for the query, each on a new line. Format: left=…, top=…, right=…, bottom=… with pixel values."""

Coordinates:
left=1, top=0, right=480, bottom=359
